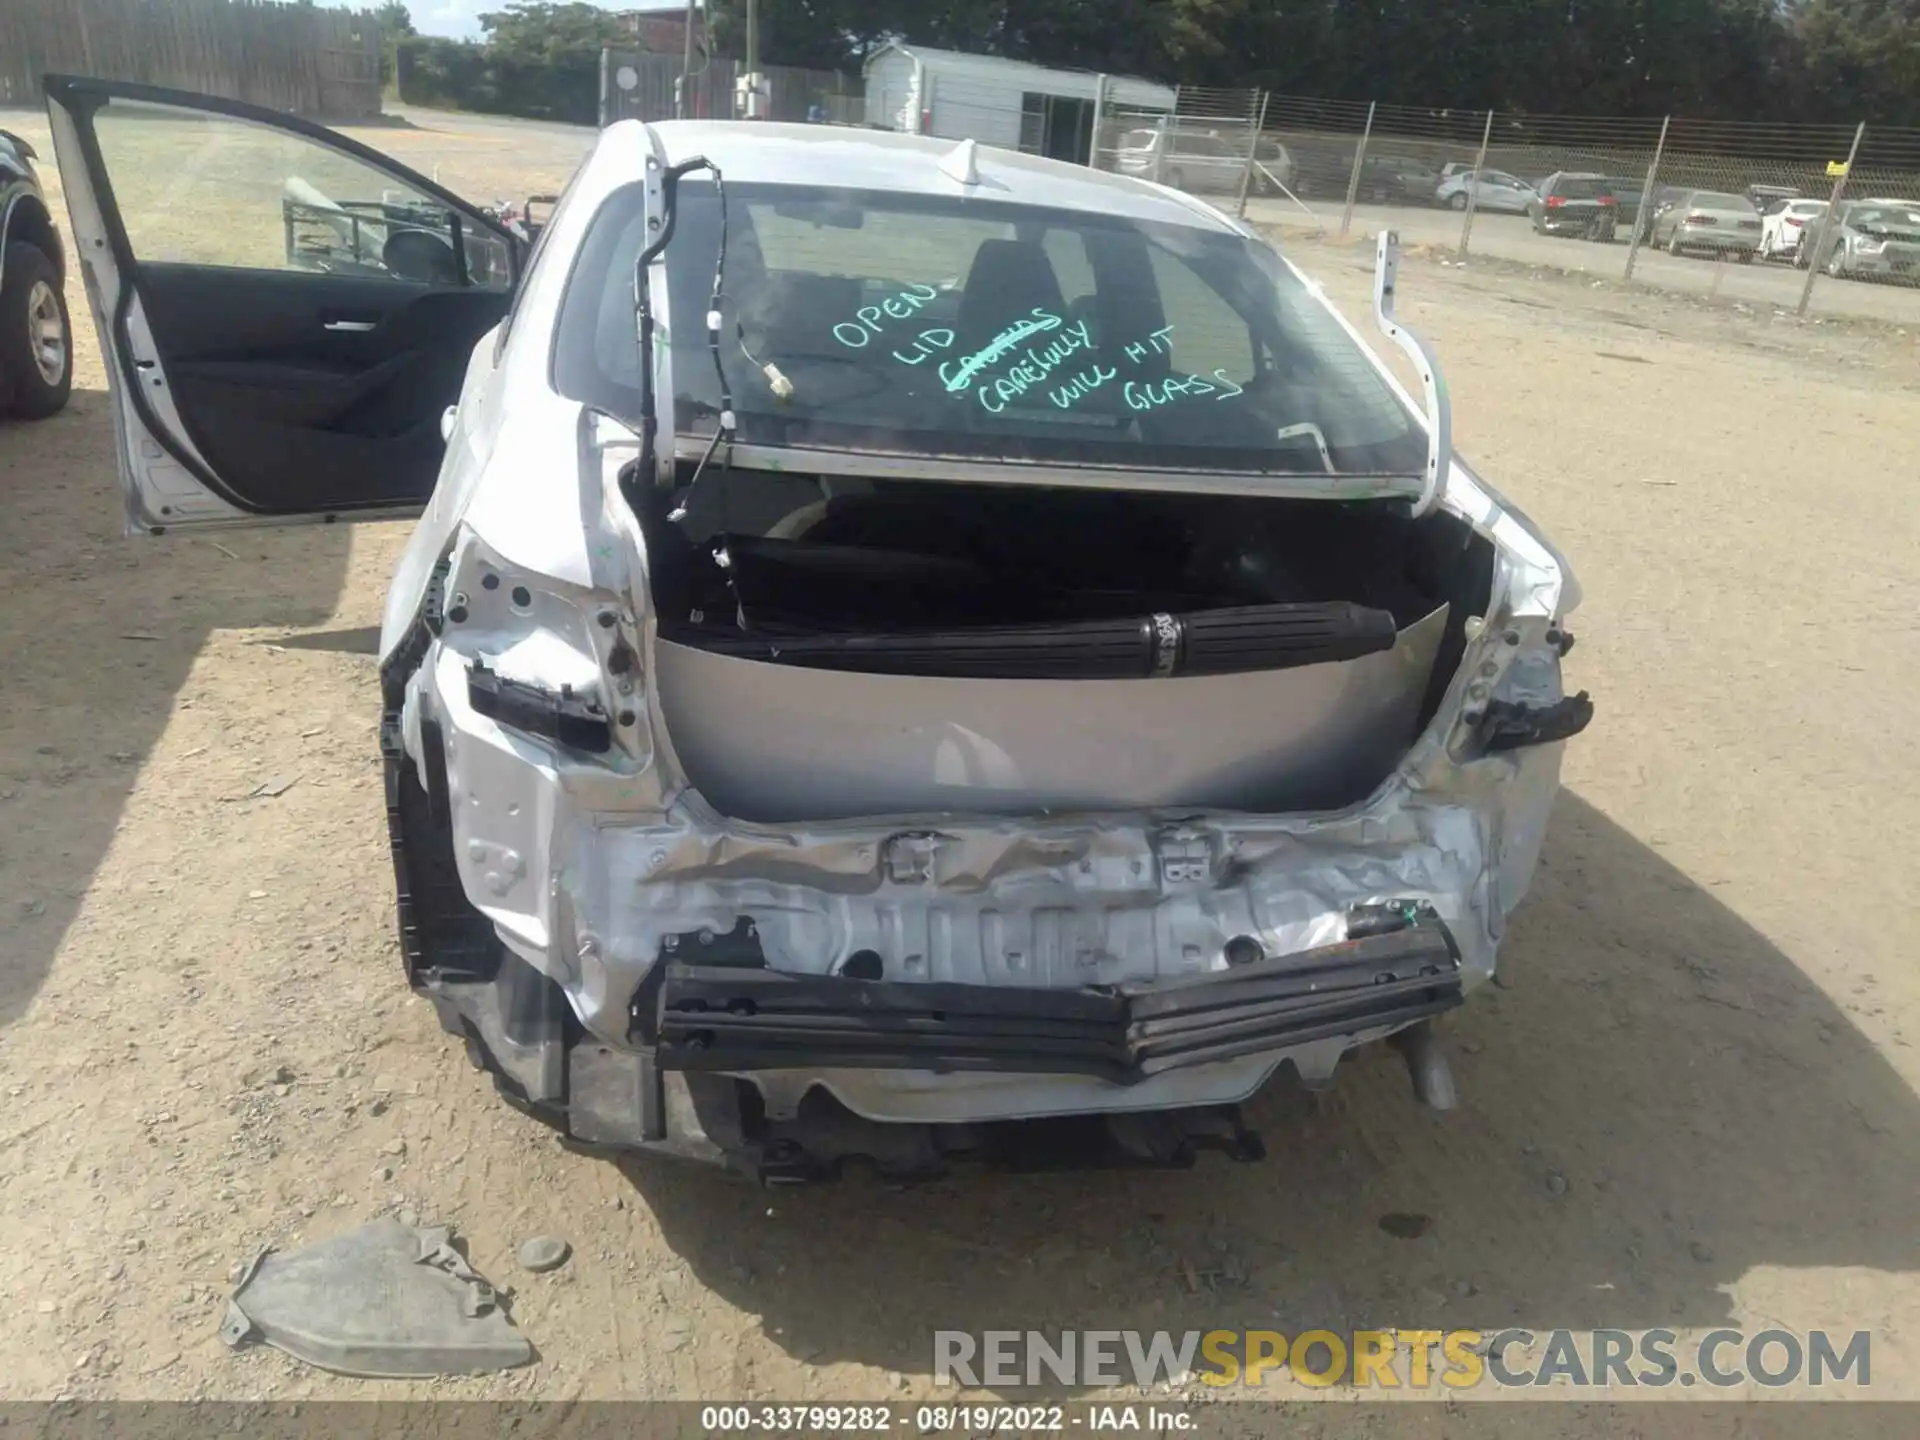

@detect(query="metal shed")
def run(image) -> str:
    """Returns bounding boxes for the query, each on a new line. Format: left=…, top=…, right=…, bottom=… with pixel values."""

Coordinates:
left=862, top=43, right=1176, bottom=165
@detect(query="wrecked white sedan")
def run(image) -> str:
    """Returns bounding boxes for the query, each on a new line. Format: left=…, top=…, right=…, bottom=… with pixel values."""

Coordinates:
left=48, top=77, right=1589, bottom=1179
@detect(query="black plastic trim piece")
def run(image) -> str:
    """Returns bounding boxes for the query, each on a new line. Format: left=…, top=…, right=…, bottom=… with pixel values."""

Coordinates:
left=1482, top=691, right=1594, bottom=751
left=658, top=600, right=1399, bottom=680
left=647, top=914, right=1462, bottom=1083
left=466, top=660, right=613, bottom=754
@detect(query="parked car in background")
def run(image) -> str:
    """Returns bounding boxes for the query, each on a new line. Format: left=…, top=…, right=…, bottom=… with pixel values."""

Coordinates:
left=1802, top=198, right=1920, bottom=282
left=43, top=75, right=1588, bottom=1179
left=1602, top=176, right=1646, bottom=227
left=1434, top=168, right=1535, bottom=214
left=1758, top=198, right=1827, bottom=263
left=1745, top=183, right=1800, bottom=214
left=1246, top=137, right=1297, bottom=195
left=0, top=125, right=72, bottom=420
left=1634, top=186, right=1688, bottom=243
left=1528, top=172, right=1619, bottom=240
left=1354, top=153, right=1441, bottom=203
left=1116, top=127, right=1294, bottom=196
left=1649, top=190, right=1762, bottom=260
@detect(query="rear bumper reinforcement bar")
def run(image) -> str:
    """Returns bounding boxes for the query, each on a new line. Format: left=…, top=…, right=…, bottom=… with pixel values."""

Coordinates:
left=647, top=911, right=1462, bottom=1083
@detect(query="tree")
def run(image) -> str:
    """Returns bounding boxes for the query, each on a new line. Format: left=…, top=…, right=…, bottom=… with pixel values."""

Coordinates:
left=478, top=1, right=636, bottom=65
left=1787, top=0, right=1920, bottom=126
left=375, top=1, right=415, bottom=38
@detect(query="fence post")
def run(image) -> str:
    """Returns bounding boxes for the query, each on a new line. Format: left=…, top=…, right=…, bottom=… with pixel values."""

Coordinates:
left=679, top=0, right=696, bottom=118
left=1234, top=88, right=1272, bottom=218
left=1339, top=100, right=1376, bottom=237
left=1457, top=109, right=1495, bottom=258
left=1088, top=74, right=1109, bottom=168
left=1621, top=114, right=1670, bottom=281
left=1797, top=120, right=1866, bottom=318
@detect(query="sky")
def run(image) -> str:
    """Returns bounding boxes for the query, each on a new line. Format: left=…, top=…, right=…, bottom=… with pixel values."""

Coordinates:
left=338, top=0, right=693, bottom=42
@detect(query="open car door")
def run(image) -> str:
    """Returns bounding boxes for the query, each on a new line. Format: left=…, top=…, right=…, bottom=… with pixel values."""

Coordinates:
left=43, top=76, right=521, bottom=533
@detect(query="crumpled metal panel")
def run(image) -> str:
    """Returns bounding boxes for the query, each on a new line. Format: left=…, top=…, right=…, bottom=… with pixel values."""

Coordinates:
left=652, top=606, right=1448, bottom=823
left=406, top=516, right=1575, bottom=1124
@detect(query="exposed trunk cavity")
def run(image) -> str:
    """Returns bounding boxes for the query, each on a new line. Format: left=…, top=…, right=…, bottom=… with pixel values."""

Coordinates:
left=639, top=466, right=1494, bottom=822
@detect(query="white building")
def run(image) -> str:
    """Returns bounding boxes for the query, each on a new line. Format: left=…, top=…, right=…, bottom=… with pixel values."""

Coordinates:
left=862, top=42, right=1176, bottom=165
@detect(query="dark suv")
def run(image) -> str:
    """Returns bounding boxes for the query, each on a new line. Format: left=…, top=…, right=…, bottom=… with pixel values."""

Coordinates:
left=1529, top=172, right=1619, bottom=241
left=0, top=126, right=71, bottom=419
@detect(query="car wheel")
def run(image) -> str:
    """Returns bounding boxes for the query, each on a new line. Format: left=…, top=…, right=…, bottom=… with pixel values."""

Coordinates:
left=1448, top=192, right=1468, bottom=211
left=1666, top=231, right=1684, bottom=256
left=0, top=243, right=72, bottom=420
left=1826, top=248, right=1847, bottom=278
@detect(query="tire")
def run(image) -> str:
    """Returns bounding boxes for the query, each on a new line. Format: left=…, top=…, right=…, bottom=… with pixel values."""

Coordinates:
left=1826, top=248, right=1847, bottom=279
left=1449, top=192, right=1468, bottom=211
left=1667, top=231, right=1684, bottom=256
left=0, top=242, right=71, bottom=420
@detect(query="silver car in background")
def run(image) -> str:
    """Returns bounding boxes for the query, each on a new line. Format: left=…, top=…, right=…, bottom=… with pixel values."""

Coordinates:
left=1804, top=198, right=1920, bottom=282
left=1650, top=190, right=1762, bottom=260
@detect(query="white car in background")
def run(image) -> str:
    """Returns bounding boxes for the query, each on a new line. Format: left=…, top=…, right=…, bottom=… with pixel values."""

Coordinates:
left=46, top=76, right=1586, bottom=1181
left=1433, top=168, right=1536, bottom=214
left=1758, top=198, right=1827, bottom=262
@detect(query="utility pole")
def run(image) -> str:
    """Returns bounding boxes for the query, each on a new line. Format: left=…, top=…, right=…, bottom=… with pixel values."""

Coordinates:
left=737, top=0, right=768, bottom=118
left=679, top=0, right=696, bottom=118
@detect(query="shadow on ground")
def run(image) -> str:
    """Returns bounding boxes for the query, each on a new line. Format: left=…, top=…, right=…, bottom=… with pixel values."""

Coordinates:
left=622, top=791, right=1920, bottom=1385
left=0, top=390, right=353, bottom=1025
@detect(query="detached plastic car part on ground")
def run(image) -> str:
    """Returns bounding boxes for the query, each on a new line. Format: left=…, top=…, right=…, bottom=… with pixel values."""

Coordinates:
left=45, top=76, right=1589, bottom=1181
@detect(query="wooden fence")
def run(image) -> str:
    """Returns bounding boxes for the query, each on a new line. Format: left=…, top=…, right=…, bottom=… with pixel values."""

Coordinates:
left=0, top=0, right=382, bottom=118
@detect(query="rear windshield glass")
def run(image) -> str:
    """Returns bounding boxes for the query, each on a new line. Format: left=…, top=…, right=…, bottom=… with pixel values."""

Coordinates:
left=1690, top=193, right=1755, bottom=211
left=552, top=181, right=1424, bottom=477
left=1554, top=177, right=1610, bottom=199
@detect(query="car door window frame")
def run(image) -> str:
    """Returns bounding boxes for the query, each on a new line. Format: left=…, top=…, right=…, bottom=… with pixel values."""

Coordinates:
left=48, top=74, right=526, bottom=515
left=52, top=76, right=524, bottom=296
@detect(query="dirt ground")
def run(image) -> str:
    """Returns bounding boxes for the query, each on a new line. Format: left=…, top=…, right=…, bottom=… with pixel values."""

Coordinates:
left=2, top=109, right=1919, bottom=1418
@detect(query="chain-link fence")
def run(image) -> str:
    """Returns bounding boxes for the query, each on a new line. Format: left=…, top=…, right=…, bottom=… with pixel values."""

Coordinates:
left=1091, top=86, right=1275, bottom=215
left=599, top=50, right=860, bottom=127
left=1092, top=89, right=1920, bottom=324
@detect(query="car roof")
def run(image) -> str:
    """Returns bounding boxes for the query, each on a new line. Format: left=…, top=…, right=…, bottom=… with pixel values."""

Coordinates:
left=593, top=119, right=1239, bottom=232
